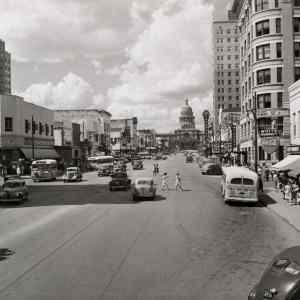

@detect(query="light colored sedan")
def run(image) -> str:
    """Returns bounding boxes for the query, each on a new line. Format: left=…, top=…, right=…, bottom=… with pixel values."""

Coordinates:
left=132, top=178, right=156, bottom=201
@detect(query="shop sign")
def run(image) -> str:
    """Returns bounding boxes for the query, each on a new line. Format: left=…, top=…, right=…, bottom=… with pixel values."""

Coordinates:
left=257, top=108, right=288, bottom=118
left=262, top=137, right=278, bottom=154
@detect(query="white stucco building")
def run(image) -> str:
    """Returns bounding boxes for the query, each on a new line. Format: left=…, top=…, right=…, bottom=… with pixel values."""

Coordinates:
left=289, top=79, right=300, bottom=146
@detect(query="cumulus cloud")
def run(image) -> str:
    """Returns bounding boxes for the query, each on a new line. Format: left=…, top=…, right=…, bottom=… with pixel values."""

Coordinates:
left=107, top=0, right=213, bottom=130
left=20, top=73, right=106, bottom=110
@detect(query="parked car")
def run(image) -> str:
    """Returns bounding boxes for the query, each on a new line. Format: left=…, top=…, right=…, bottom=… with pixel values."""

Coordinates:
left=249, top=246, right=300, bottom=300
left=109, top=172, right=131, bottom=191
left=132, top=160, right=143, bottom=170
left=63, top=167, right=82, bottom=182
left=132, top=178, right=156, bottom=201
left=201, top=163, right=222, bottom=175
left=0, top=179, right=29, bottom=202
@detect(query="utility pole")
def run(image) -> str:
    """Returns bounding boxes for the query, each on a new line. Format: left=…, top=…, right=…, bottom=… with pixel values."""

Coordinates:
left=247, top=92, right=258, bottom=173
left=31, top=115, right=35, bottom=160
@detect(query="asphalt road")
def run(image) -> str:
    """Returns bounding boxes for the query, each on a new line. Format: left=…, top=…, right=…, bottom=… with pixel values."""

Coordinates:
left=0, top=154, right=299, bottom=300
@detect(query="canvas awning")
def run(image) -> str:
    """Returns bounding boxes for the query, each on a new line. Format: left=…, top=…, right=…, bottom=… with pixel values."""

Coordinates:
left=271, top=155, right=300, bottom=171
left=20, top=147, right=60, bottom=160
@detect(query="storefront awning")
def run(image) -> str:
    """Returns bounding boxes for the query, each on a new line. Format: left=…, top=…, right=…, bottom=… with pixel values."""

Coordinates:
left=271, top=155, right=300, bottom=171
left=20, top=147, right=60, bottom=160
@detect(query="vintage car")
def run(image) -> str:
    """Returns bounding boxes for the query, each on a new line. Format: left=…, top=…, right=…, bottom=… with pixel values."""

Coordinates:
left=0, top=179, right=29, bottom=202
left=132, top=177, right=156, bottom=201
left=63, top=167, right=82, bottom=182
left=201, top=163, right=223, bottom=175
left=185, top=155, right=193, bottom=163
left=98, top=165, right=113, bottom=177
left=109, top=172, right=131, bottom=191
left=132, top=160, right=143, bottom=170
left=249, top=246, right=300, bottom=300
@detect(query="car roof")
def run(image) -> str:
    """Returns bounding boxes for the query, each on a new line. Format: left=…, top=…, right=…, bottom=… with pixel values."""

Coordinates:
left=222, top=166, right=258, bottom=180
left=135, top=177, right=153, bottom=183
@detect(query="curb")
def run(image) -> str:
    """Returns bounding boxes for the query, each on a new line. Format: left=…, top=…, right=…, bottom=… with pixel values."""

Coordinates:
left=260, top=191, right=300, bottom=233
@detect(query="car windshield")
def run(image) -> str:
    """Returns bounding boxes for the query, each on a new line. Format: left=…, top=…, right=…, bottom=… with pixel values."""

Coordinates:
left=137, top=180, right=152, bottom=185
left=4, top=182, right=24, bottom=188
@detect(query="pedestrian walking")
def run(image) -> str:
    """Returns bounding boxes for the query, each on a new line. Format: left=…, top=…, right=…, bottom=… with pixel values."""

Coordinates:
left=153, top=164, right=157, bottom=176
left=161, top=172, right=169, bottom=191
left=156, top=163, right=159, bottom=175
left=175, top=172, right=183, bottom=191
left=258, top=174, right=264, bottom=192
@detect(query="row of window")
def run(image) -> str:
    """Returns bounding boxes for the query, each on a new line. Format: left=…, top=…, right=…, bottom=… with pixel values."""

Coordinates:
left=255, top=0, right=300, bottom=12
left=217, top=87, right=240, bottom=93
left=216, top=26, right=239, bottom=35
left=216, top=95, right=240, bottom=101
left=216, top=55, right=239, bottom=61
left=216, top=46, right=239, bottom=52
left=216, top=71, right=239, bottom=77
left=216, top=64, right=240, bottom=70
left=216, top=37, right=239, bottom=44
left=255, top=42, right=300, bottom=59
left=4, top=117, right=54, bottom=136
left=217, top=80, right=239, bottom=85
left=217, top=103, right=240, bottom=110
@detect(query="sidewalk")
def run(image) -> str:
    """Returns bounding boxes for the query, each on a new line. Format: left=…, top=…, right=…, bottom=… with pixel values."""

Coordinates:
left=260, top=181, right=300, bottom=232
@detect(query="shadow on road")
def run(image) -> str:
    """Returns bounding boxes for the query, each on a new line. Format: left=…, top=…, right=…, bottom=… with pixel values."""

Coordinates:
left=259, top=192, right=277, bottom=206
left=0, top=184, right=167, bottom=208
left=227, top=201, right=264, bottom=208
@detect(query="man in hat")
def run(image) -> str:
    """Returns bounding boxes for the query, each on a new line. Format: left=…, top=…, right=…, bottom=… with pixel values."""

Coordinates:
left=175, top=171, right=183, bottom=191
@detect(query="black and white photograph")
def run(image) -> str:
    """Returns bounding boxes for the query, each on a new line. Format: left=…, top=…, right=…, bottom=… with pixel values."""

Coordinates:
left=1, top=0, right=300, bottom=299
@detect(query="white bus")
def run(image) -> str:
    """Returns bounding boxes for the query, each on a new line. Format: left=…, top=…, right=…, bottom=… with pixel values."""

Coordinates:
left=87, top=155, right=114, bottom=171
left=220, top=167, right=258, bottom=204
left=31, top=159, right=58, bottom=182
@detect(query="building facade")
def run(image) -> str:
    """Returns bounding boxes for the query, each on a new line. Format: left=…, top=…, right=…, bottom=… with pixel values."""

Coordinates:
left=155, top=133, right=175, bottom=151
left=137, top=129, right=156, bottom=152
left=54, top=110, right=111, bottom=156
left=110, top=117, right=138, bottom=154
left=54, top=121, right=82, bottom=167
left=213, top=18, right=240, bottom=132
left=0, top=39, right=11, bottom=95
left=0, top=95, right=57, bottom=172
left=231, top=0, right=296, bottom=165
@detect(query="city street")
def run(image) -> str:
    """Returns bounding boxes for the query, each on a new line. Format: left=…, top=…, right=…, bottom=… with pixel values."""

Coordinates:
left=0, top=154, right=299, bottom=299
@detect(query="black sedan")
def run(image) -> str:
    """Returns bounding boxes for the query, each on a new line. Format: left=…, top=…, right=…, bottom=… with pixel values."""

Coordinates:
left=108, top=172, right=131, bottom=191
left=201, top=163, right=222, bottom=175
left=249, top=246, right=300, bottom=299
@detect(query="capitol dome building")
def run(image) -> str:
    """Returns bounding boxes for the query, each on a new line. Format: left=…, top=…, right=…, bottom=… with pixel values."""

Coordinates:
left=174, top=99, right=204, bottom=150
left=179, top=99, right=195, bottom=130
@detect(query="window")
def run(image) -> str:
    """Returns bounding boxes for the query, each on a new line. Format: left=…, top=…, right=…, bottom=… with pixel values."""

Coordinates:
left=255, top=0, right=269, bottom=11
left=256, top=44, right=270, bottom=60
left=277, top=67, right=282, bottom=82
left=228, top=64, right=231, bottom=69
left=228, top=55, right=231, bottom=60
left=275, top=0, right=279, bottom=7
left=276, top=18, right=281, bottom=33
left=295, top=67, right=300, bottom=81
left=295, top=42, right=300, bottom=57
left=256, top=20, right=270, bottom=36
left=51, top=125, right=54, bottom=136
left=276, top=42, right=282, bottom=58
left=227, top=38, right=231, bottom=42
left=228, top=72, right=231, bottom=76
left=257, top=69, right=271, bottom=84
left=277, top=92, right=283, bottom=108
left=294, top=18, right=300, bottom=33
left=295, top=0, right=300, bottom=6
left=39, top=122, right=43, bottom=135
left=45, top=124, right=49, bottom=136
left=25, top=119, right=30, bottom=133
left=228, top=80, right=231, bottom=85
left=257, top=93, right=271, bottom=108
left=5, top=117, right=13, bottom=132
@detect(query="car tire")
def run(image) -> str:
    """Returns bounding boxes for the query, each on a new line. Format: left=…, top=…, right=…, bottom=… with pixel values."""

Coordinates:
left=133, top=195, right=138, bottom=202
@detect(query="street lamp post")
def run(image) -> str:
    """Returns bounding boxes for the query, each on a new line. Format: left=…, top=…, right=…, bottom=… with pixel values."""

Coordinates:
left=247, top=92, right=258, bottom=173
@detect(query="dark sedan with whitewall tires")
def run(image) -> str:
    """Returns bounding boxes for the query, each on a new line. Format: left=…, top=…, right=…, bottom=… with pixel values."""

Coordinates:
left=0, top=179, right=29, bottom=203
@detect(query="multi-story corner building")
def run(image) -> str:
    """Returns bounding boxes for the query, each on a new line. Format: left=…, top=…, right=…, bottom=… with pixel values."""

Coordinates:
left=231, top=0, right=299, bottom=164
left=54, top=109, right=111, bottom=155
left=213, top=16, right=240, bottom=133
left=0, top=94, right=57, bottom=173
left=110, top=117, right=138, bottom=154
left=0, top=39, right=11, bottom=95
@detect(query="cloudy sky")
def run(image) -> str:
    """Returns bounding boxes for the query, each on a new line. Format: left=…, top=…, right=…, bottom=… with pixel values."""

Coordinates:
left=1, top=0, right=231, bottom=131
